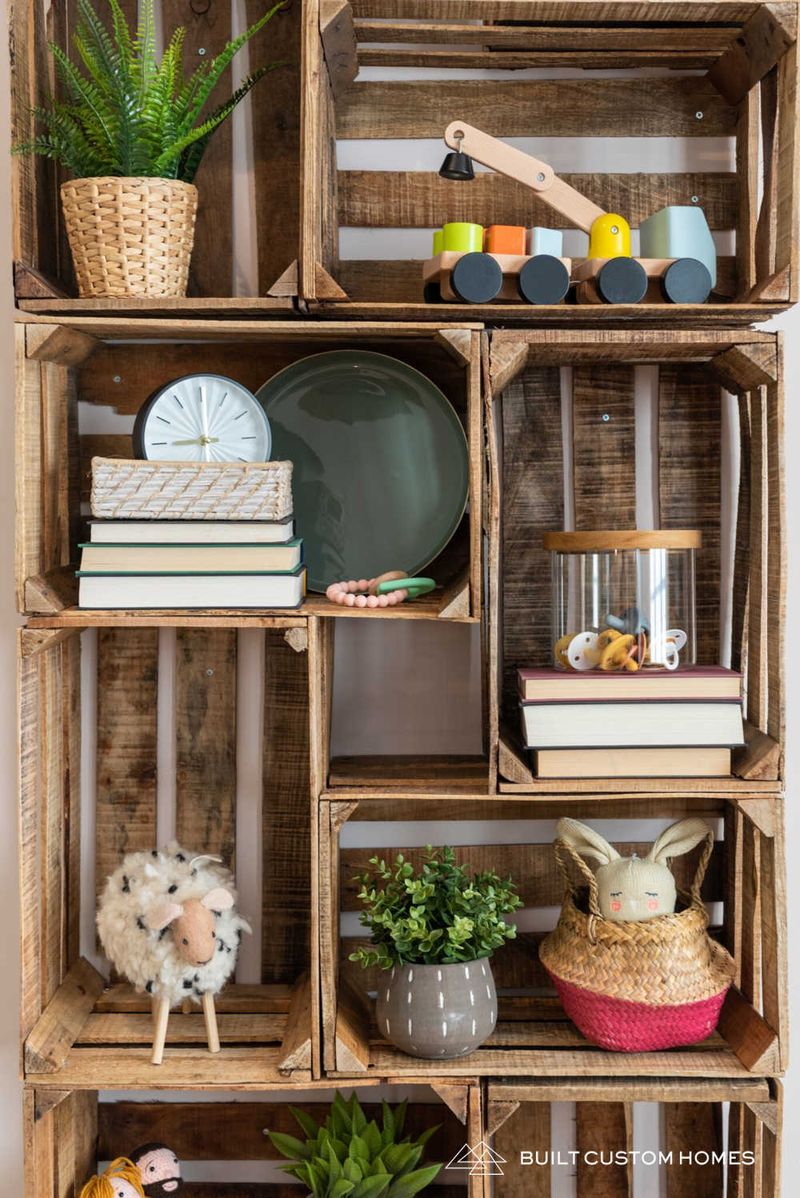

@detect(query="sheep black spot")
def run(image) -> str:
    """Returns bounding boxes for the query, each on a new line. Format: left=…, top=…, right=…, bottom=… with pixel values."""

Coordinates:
left=145, top=981, right=153, bottom=993
left=183, top=979, right=192, bottom=990
left=151, top=850, right=158, bottom=858
left=217, top=939, right=225, bottom=951
left=211, top=910, right=221, bottom=918
left=176, top=853, right=186, bottom=862
left=159, top=928, right=169, bottom=940
left=136, top=916, right=147, bottom=931
left=168, top=884, right=178, bottom=894
left=121, top=875, right=130, bottom=893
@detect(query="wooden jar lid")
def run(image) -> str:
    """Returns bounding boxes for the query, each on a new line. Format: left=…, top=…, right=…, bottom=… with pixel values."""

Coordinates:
left=543, top=529, right=702, bottom=551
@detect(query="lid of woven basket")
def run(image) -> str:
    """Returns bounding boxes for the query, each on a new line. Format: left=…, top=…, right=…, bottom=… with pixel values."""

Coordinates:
left=540, top=890, right=735, bottom=1006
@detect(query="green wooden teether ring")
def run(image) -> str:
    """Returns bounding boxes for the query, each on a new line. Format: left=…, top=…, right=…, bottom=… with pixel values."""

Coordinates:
left=377, top=577, right=436, bottom=600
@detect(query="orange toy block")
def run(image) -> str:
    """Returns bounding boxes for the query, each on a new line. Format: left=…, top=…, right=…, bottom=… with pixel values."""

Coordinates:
left=484, top=224, right=526, bottom=255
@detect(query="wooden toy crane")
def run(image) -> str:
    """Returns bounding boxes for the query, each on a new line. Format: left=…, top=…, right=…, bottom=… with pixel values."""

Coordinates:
left=426, top=121, right=716, bottom=305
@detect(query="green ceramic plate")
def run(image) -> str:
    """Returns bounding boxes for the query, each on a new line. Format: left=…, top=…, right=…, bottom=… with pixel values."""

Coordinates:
left=256, top=351, right=469, bottom=593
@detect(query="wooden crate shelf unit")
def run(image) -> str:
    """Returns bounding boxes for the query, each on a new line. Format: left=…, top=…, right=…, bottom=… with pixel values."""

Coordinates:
left=16, top=318, right=483, bottom=623
left=485, top=1077, right=782, bottom=1198
left=10, top=0, right=302, bottom=315
left=486, top=329, right=785, bottom=795
left=300, top=0, right=799, bottom=324
left=319, top=795, right=787, bottom=1079
left=24, top=1082, right=485, bottom=1198
left=18, top=617, right=325, bottom=1089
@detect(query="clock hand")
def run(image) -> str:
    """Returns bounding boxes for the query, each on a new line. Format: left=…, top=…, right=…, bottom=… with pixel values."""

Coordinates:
left=200, top=384, right=210, bottom=462
left=172, top=436, right=221, bottom=446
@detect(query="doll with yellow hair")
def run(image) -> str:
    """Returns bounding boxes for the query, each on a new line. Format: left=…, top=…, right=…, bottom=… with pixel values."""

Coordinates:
left=79, top=1158, right=145, bottom=1198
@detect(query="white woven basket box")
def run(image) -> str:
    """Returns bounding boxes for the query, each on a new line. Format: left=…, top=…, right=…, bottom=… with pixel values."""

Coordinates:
left=90, top=457, right=293, bottom=521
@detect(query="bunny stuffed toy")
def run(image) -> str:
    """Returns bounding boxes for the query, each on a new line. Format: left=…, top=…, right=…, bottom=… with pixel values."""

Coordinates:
left=555, top=816, right=712, bottom=922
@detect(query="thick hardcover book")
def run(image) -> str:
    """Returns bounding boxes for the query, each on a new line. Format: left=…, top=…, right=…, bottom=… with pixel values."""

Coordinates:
left=79, top=538, right=303, bottom=573
left=517, top=665, right=742, bottom=703
left=78, top=566, right=306, bottom=610
left=88, top=517, right=295, bottom=544
left=520, top=700, right=745, bottom=749
left=530, top=746, right=732, bottom=778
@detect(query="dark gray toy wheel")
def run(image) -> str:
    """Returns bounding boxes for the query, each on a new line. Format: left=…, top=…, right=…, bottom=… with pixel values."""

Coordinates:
left=450, top=252, right=503, bottom=304
left=596, top=256, right=648, bottom=304
left=518, top=255, right=570, bottom=304
left=661, top=258, right=712, bottom=304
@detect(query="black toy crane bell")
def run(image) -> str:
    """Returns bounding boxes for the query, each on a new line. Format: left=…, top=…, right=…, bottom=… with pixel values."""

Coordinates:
left=439, top=132, right=474, bottom=181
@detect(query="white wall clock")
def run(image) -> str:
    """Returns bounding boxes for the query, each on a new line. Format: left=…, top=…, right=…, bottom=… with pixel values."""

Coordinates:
left=133, top=374, right=272, bottom=462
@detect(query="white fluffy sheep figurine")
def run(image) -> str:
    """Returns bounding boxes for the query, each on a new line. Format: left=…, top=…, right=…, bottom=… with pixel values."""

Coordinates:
left=97, top=841, right=251, bottom=1064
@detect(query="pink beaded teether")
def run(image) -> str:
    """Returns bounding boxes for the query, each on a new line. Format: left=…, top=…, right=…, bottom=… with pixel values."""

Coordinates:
left=326, top=571, right=409, bottom=609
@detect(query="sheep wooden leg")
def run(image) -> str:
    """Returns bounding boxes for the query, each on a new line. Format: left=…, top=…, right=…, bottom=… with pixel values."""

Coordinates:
left=181, top=998, right=192, bottom=1015
left=202, top=991, right=220, bottom=1054
left=151, top=996, right=170, bottom=1066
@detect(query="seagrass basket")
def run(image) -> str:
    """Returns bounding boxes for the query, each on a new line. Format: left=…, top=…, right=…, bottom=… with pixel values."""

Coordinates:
left=91, top=458, right=293, bottom=521
left=61, top=177, right=198, bottom=297
left=539, top=833, right=735, bottom=1052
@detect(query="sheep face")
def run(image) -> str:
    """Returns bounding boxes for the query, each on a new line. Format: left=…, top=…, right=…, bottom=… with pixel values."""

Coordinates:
left=146, top=887, right=234, bottom=967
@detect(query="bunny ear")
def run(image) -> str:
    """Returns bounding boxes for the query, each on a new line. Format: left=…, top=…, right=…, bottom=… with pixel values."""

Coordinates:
left=648, top=818, right=711, bottom=864
left=556, top=817, right=620, bottom=865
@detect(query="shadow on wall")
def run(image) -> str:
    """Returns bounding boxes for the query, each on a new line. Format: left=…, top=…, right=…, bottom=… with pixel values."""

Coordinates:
left=331, top=620, right=483, bottom=757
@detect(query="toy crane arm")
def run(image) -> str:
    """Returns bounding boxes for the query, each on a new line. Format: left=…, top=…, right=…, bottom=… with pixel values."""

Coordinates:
left=444, top=121, right=606, bottom=234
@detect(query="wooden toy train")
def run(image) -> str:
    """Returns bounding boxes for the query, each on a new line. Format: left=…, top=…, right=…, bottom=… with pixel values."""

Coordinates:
left=425, top=122, right=717, bottom=306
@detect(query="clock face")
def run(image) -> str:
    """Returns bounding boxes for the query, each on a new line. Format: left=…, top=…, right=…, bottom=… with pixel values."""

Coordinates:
left=133, top=374, right=272, bottom=462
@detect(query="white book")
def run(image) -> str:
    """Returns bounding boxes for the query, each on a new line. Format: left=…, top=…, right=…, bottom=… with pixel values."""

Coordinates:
left=78, top=568, right=306, bottom=610
left=520, top=701, right=745, bottom=749
left=88, top=517, right=295, bottom=544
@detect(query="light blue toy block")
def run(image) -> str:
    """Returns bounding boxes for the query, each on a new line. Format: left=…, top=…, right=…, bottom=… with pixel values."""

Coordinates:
left=527, top=226, right=563, bottom=257
left=639, top=206, right=716, bottom=287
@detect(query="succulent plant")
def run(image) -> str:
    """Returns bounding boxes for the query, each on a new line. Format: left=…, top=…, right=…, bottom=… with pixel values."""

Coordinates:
left=266, top=1091, right=442, bottom=1198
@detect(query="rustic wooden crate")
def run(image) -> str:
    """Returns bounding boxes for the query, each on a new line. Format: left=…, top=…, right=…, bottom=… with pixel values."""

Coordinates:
left=17, top=615, right=328, bottom=1090
left=299, top=0, right=799, bottom=325
left=485, top=329, right=785, bottom=794
left=9, top=0, right=302, bottom=315
left=318, top=794, right=787, bottom=1080
left=485, top=1077, right=782, bottom=1198
left=15, top=317, right=483, bottom=622
left=23, top=1082, right=484, bottom=1198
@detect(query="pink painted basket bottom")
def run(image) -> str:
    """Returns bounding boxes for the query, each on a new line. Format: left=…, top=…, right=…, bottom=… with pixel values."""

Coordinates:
left=547, top=971, right=730, bottom=1052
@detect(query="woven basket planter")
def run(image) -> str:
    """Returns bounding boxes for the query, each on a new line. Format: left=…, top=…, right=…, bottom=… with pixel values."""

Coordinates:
left=91, top=458, right=293, bottom=521
left=61, top=177, right=198, bottom=298
left=539, top=834, right=735, bottom=1052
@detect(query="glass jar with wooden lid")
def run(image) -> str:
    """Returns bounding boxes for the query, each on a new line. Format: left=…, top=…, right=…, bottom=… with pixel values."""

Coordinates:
left=545, top=530, right=700, bottom=672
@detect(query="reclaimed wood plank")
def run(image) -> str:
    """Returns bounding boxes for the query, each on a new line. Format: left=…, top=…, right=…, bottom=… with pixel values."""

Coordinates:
left=766, top=369, right=785, bottom=748
left=573, top=365, right=636, bottom=530
left=494, top=1102, right=550, bottom=1197
left=39, top=641, right=65, bottom=1005
left=95, top=629, right=159, bottom=907
left=353, top=20, right=740, bottom=51
left=175, top=629, right=237, bottom=863
left=658, top=365, right=721, bottom=665
left=261, top=630, right=311, bottom=983
left=19, top=643, right=43, bottom=1045
left=501, top=365, right=563, bottom=716
left=747, top=386, right=769, bottom=729
left=163, top=0, right=233, bottom=296
left=337, top=79, right=735, bottom=139
left=24, top=958, right=105, bottom=1074
left=664, top=1103, right=723, bottom=1196
left=338, top=172, right=737, bottom=230
left=247, top=0, right=301, bottom=294
left=576, top=1103, right=632, bottom=1197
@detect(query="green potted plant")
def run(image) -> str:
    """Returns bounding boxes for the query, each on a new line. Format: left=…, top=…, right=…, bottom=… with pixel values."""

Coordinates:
left=13, top=0, right=283, bottom=298
left=266, top=1091, right=442, bottom=1198
left=350, top=845, right=522, bottom=1059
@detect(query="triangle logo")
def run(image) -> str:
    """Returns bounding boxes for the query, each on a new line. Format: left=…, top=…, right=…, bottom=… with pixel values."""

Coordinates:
left=446, top=1141, right=506, bottom=1176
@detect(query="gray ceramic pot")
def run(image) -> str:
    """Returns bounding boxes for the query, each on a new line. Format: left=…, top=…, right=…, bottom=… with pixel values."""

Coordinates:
left=376, top=958, right=497, bottom=1059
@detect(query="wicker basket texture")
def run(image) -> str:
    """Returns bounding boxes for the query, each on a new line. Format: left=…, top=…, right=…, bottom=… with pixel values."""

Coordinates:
left=61, top=176, right=197, bottom=297
left=90, top=458, right=293, bottom=522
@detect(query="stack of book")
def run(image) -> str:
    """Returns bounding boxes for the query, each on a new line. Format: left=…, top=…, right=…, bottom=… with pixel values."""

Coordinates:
left=517, top=666, right=744, bottom=778
left=77, top=516, right=306, bottom=609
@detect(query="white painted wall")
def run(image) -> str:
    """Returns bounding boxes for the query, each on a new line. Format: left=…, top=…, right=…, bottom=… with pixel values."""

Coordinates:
left=0, top=4, right=798, bottom=1192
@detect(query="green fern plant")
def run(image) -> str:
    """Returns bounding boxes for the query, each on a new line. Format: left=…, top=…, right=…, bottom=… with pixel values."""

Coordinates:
left=266, top=1091, right=442, bottom=1198
left=13, top=0, right=285, bottom=182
